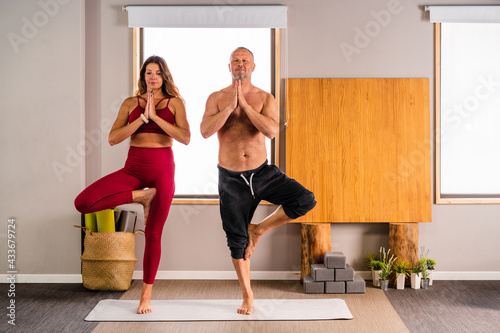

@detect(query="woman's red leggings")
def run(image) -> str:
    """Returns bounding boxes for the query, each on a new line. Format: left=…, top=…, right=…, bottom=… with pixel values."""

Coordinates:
left=74, top=146, right=175, bottom=284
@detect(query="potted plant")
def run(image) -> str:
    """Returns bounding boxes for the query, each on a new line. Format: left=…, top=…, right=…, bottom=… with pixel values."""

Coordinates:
left=378, top=247, right=397, bottom=291
left=422, top=258, right=436, bottom=286
left=419, top=258, right=431, bottom=289
left=365, top=253, right=383, bottom=287
left=393, top=260, right=410, bottom=290
left=420, top=246, right=436, bottom=286
left=410, top=264, right=422, bottom=289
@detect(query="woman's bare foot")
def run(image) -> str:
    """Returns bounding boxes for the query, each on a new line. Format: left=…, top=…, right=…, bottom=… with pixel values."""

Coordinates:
left=237, top=295, right=254, bottom=315
left=137, top=282, right=153, bottom=314
left=244, top=224, right=262, bottom=260
left=132, top=188, right=156, bottom=225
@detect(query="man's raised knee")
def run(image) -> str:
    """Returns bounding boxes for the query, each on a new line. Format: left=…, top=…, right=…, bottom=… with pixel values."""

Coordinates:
left=283, top=191, right=317, bottom=219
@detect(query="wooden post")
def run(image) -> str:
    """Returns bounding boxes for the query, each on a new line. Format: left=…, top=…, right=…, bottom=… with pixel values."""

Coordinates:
left=389, top=223, right=419, bottom=266
left=301, top=223, right=331, bottom=282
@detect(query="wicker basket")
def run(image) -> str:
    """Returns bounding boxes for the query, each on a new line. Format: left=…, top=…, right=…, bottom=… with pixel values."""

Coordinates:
left=76, top=226, right=142, bottom=291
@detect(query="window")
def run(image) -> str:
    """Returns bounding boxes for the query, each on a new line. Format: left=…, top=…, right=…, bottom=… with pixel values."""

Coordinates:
left=143, top=27, right=274, bottom=198
left=430, top=6, right=500, bottom=203
left=124, top=5, right=287, bottom=201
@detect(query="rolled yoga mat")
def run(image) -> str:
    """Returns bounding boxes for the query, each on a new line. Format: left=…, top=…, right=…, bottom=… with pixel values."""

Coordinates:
left=117, top=210, right=137, bottom=233
left=85, top=298, right=353, bottom=322
left=84, top=213, right=97, bottom=232
left=113, top=209, right=122, bottom=231
left=96, top=209, right=116, bottom=232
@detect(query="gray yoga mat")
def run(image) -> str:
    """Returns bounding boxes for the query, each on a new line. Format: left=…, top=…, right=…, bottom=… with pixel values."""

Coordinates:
left=85, top=298, right=353, bottom=322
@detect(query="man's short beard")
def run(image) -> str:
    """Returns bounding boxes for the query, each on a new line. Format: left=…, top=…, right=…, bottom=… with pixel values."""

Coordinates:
left=233, top=74, right=247, bottom=80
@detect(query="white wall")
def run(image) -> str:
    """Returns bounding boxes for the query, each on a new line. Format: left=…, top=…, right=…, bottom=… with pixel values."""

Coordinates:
left=2, top=0, right=499, bottom=282
left=0, top=0, right=84, bottom=275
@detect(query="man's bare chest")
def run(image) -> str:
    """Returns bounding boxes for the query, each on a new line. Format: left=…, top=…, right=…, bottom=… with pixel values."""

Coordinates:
left=223, top=108, right=253, bottom=130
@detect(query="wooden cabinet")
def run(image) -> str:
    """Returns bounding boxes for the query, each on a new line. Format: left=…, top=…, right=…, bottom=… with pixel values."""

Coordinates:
left=286, top=78, right=431, bottom=223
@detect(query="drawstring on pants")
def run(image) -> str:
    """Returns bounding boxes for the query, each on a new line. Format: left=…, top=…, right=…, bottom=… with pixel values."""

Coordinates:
left=240, top=173, right=255, bottom=199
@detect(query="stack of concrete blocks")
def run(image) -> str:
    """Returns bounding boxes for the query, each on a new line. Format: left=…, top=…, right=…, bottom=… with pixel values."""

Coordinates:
left=303, top=251, right=366, bottom=294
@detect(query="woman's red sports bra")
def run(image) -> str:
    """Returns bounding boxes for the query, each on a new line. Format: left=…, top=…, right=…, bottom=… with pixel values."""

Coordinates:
left=128, top=96, right=176, bottom=136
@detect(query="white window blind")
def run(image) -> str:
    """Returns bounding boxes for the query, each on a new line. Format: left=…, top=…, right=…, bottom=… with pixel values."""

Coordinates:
left=123, top=5, right=286, bottom=197
left=439, top=23, right=500, bottom=196
left=429, top=6, right=500, bottom=201
left=427, top=6, right=500, bottom=23
left=125, top=5, right=287, bottom=28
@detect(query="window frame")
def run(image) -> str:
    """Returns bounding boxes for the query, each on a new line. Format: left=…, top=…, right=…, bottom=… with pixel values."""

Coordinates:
left=132, top=27, right=283, bottom=204
left=435, top=22, right=500, bottom=204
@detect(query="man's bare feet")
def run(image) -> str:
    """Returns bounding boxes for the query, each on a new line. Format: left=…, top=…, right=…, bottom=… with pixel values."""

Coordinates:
left=237, top=295, right=254, bottom=315
left=132, top=188, right=156, bottom=225
left=244, top=224, right=262, bottom=260
left=137, top=282, right=153, bottom=314
left=232, top=258, right=253, bottom=315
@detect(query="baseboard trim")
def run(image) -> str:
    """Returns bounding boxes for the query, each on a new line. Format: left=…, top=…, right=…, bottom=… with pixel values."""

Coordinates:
left=432, top=271, right=500, bottom=280
left=1, top=274, right=83, bottom=283
left=2, top=271, right=499, bottom=283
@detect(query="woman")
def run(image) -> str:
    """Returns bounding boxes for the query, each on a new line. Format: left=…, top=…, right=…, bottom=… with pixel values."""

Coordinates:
left=75, top=55, right=190, bottom=314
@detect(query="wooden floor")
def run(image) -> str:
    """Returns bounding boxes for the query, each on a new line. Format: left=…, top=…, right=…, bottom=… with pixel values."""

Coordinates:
left=385, top=280, right=500, bottom=333
left=1, top=280, right=499, bottom=333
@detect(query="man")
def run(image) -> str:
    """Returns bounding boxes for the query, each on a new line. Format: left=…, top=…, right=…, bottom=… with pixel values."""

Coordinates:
left=200, top=47, right=316, bottom=315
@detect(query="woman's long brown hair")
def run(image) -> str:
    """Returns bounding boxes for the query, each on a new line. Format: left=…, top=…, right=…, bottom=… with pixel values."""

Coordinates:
left=136, top=55, right=180, bottom=98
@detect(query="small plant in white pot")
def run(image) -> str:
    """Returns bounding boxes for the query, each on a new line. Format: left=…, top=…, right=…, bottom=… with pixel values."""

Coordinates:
left=378, top=247, right=397, bottom=291
left=419, top=259, right=430, bottom=289
left=410, top=264, right=422, bottom=290
left=421, top=258, right=436, bottom=286
left=365, top=253, right=383, bottom=287
left=420, top=247, right=436, bottom=286
left=393, top=260, right=410, bottom=290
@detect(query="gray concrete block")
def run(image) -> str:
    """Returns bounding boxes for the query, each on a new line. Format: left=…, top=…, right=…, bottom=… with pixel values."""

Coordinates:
left=346, top=275, right=366, bottom=293
left=335, top=263, right=354, bottom=281
left=311, top=264, right=335, bottom=281
left=303, top=275, right=325, bottom=294
left=324, top=251, right=346, bottom=269
left=325, top=281, right=346, bottom=294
